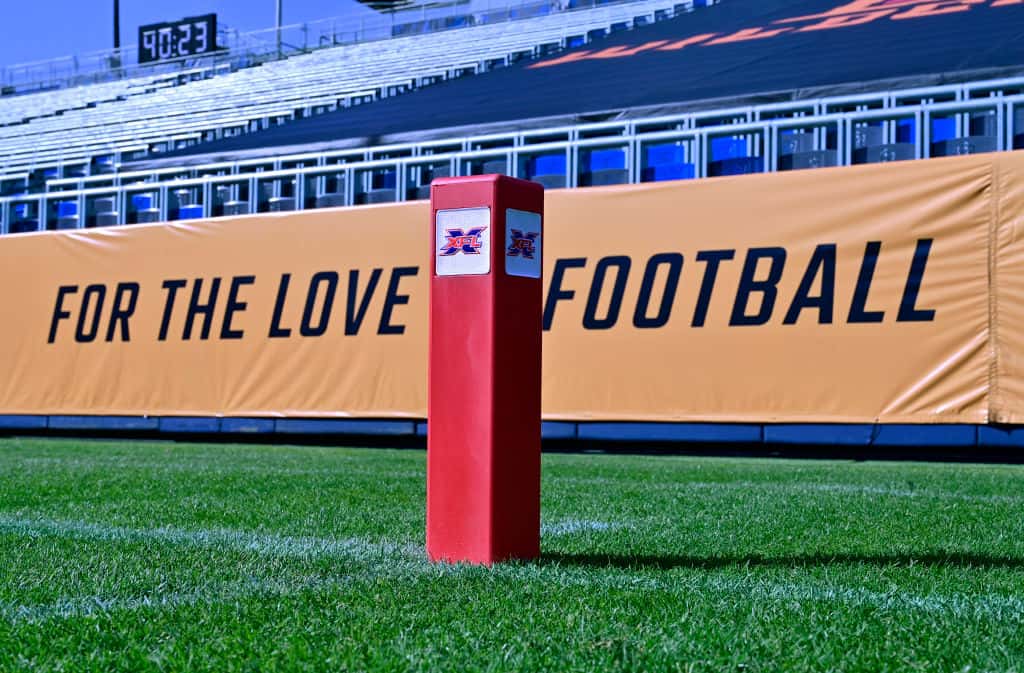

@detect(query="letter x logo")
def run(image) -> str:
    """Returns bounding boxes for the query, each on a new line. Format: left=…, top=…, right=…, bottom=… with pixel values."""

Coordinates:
left=507, top=229, right=539, bottom=259
left=440, top=227, right=486, bottom=256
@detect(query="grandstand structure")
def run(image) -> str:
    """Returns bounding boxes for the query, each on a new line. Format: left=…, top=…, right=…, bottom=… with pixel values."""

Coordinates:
left=0, top=0, right=691, bottom=178
left=1, top=0, right=1023, bottom=234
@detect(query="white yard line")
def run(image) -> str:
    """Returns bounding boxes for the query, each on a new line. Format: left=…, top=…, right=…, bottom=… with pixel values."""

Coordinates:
left=550, top=476, right=1024, bottom=504
left=1, top=513, right=1023, bottom=625
left=6, top=455, right=424, bottom=480
left=0, top=512, right=421, bottom=562
left=1, top=576, right=357, bottom=624
left=535, top=567, right=1024, bottom=621
left=541, top=519, right=623, bottom=536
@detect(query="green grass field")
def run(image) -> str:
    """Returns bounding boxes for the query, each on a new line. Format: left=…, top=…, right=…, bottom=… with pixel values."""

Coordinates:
left=0, top=437, right=1023, bottom=671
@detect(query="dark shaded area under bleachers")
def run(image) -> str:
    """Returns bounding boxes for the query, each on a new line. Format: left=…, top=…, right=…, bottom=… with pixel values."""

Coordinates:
left=156, top=0, right=1024, bottom=163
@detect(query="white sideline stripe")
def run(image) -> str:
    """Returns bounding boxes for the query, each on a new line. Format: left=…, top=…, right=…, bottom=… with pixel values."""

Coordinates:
left=532, top=569, right=1024, bottom=621
left=541, top=519, right=622, bottom=536
left=1, top=576, right=354, bottom=624
left=0, top=513, right=422, bottom=561
left=9, top=455, right=424, bottom=480
left=1, top=513, right=1023, bottom=624
left=552, top=476, right=1024, bottom=504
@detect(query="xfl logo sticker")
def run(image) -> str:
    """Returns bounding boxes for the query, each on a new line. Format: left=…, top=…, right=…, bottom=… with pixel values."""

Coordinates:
left=506, top=229, right=539, bottom=259
left=440, top=227, right=486, bottom=256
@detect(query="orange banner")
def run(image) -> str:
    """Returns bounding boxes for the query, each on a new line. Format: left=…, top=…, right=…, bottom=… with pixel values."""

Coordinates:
left=2, top=152, right=1022, bottom=423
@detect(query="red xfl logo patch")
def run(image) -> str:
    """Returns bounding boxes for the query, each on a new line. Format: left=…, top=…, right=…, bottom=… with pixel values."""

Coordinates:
left=440, top=227, right=486, bottom=256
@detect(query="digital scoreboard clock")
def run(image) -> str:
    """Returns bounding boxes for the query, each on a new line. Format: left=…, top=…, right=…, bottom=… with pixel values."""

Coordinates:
left=138, top=14, right=218, bottom=64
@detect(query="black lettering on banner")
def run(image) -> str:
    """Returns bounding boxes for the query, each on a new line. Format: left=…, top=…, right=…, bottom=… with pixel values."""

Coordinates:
left=301, top=272, right=338, bottom=337
left=543, top=258, right=586, bottom=331
left=378, top=266, right=418, bottom=335
left=730, top=247, right=786, bottom=326
left=183, top=277, right=221, bottom=341
left=269, top=274, right=292, bottom=338
left=583, top=256, right=631, bottom=330
left=848, top=241, right=885, bottom=323
left=159, top=279, right=188, bottom=341
left=346, top=268, right=383, bottom=336
left=783, top=244, right=836, bottom=325
left=75, top=284, right=106, bottom=343
left=633, top=253, right=683, bottom=329
left=896, top=239, right=936, bottom=322
left=48, top=285, right=79, bottom=344
left=221, top=275, right=255, bottom=340
left=106, top=282, right=140, bottom=342
left=692, top=250, right=735, bottom=327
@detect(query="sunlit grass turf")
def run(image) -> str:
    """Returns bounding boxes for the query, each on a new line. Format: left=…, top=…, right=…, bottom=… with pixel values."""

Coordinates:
left=0, top=438, right=1022, bottom=672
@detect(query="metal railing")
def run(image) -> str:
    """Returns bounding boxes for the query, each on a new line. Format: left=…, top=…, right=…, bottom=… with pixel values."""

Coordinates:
left=2, top=92, right=1020, bottom=235
left=23, top=75, right=1024, bottom=192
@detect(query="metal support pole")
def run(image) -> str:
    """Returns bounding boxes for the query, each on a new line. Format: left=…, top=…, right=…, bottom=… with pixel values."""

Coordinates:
left=276, top=0, right=283, bottom=57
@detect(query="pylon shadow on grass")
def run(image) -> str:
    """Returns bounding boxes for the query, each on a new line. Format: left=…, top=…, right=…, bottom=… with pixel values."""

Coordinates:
left=540, top=551, right=1024, bottom=570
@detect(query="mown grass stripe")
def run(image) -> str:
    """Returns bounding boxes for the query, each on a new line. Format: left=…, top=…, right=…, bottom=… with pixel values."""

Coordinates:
left=2, top=513, right=1023, bottom=627
left=0, top=513, right=421, bottom=561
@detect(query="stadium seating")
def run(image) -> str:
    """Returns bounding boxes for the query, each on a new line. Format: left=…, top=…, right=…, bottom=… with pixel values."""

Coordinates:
left=2, top=0, right=1024, bottom=235
left=0, top=0, right=688, bottom=181
left=3, top=76, right=1021, bottom=233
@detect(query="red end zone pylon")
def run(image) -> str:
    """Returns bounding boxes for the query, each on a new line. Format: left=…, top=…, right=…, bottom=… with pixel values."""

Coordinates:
left=426, top=174, right=544, bottom=566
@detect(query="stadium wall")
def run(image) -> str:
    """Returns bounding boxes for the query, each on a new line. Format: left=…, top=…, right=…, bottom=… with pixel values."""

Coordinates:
left=3, top=152, right=1024, bottom=445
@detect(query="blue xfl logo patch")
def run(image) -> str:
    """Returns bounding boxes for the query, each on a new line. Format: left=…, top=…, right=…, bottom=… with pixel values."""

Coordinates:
left=506, top=229, right=539, bottom=259
left=440, top=227, right=486, bottom=255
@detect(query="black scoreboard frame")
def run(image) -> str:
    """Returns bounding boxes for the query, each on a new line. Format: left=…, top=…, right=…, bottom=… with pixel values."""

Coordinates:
left=138, top=14, right=218, bottom=65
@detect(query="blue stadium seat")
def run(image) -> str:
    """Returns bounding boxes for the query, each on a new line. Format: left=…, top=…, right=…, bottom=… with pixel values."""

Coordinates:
left=896, top=118, right=916, bottom=144
left=932, top=136, right=998, bottom=157
left=580, top=148, right=628, bottom=186
left=130, top=194, right=161, bottom=223
left=711, top=137, right=747, bottom=159
left=11, top=203, right=39, bottom=232
left=969, top=112, right=997, bottom=138
left=530, top=153, right=565, bottom=175
left=708, top=137, right=763, bottom=176
left=372, top=169, right=397, bottom=190
left=641, top=143, right=695, bottom=182
left=589, top=149, right=625, bottom=171
left=0, top=177, right=27, bottom=197
left=709, top=156, right=764, bottom=176
left=178, top=204, right=205, bottom=220
left=90, top=196, right=119, bottom=227
left=55, top=200, right=79, bottom=229
left=930, top=115, right=997, bottom=157
left=356, top=169, right=398, bottom=204
left=777, top=132, right=814, bottom=156
left=852, top=124, right=915, bottom=164
left=777, top=132, right=837, bottom=171
left=643, top=163, right=696, bottom=181
left=93, top=155, right=116, bottom=174
left=931, top=117, right=956, bottom=142
left=56, top=201, right=78, bottom=218
left=527, top=153, right=567, bottom=188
